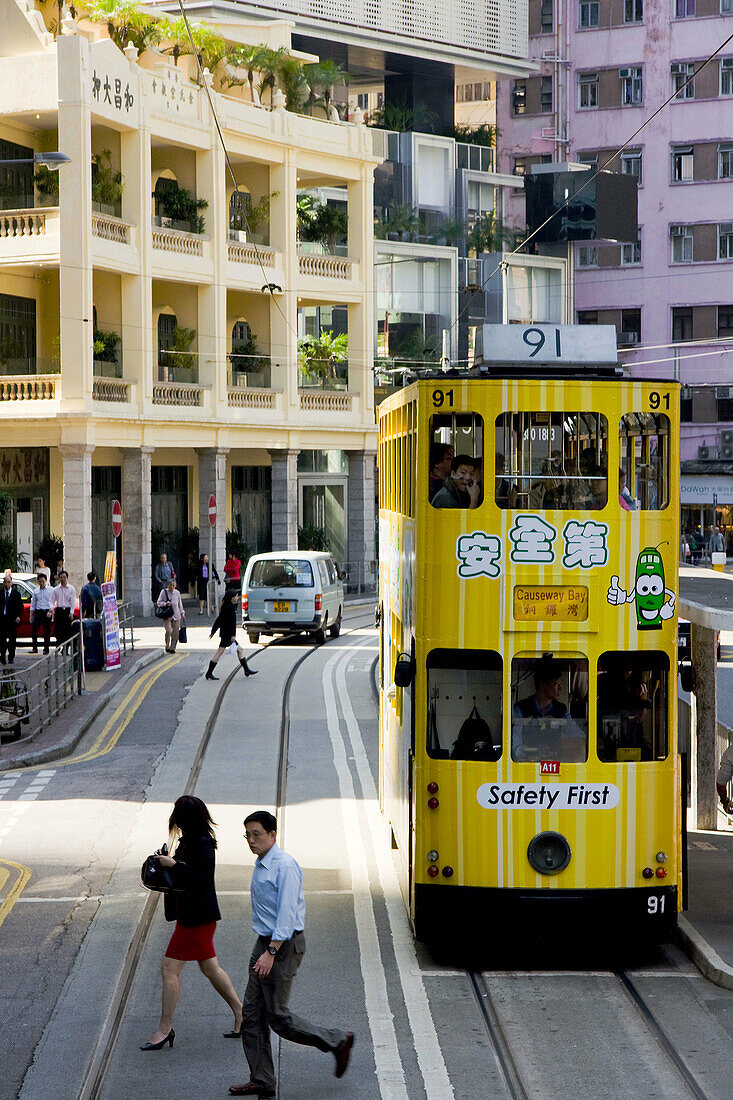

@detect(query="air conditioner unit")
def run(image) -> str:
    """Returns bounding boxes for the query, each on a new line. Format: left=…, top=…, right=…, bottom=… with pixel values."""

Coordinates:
left=721, top=429, right=733, bottom=446
left=716, top=386, right=732, bottom=399
left=722, top=58, right=733, bottom=69
left=720, top=222, right=733, bottom=234
left=698, top=445, right=713, bottom=459
left=619, top=330, right=640, bottom=344
left=619, top=68, right=632, bottom=78
left=722, top=445, right=733, bottom=460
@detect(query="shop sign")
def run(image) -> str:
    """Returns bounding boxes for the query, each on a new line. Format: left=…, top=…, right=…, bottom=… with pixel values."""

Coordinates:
left=0, top=448, right=47, bottom=489
left=89, top=41, right=139, bottom=125
left=143, top=65, right=200, bottom=120
left=681, top=475, right=733, bottom=504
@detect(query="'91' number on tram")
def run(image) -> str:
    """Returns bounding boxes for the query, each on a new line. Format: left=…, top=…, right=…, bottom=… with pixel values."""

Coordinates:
left=647, top=895, right=666, bottom=915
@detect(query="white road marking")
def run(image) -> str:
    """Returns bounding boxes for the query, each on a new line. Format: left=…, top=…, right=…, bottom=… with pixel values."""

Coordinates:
left=335, top=643, right=455, bottom=1100
left=17, top=793, right=39, bottom=801
left=323, top=647, right=409, bottom=1098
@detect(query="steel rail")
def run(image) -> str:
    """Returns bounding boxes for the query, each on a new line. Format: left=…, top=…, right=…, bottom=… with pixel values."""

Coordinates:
left=468, top=971, right=530, bottom=1100
left=78, top=608, right=374, bottom=1100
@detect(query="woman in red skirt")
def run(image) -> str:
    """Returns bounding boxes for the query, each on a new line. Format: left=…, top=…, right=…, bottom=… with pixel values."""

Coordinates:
left=141, top=795, right=242, bottom=1050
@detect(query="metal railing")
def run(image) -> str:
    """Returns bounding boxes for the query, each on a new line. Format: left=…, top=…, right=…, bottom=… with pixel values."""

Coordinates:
left=0, top=638, right=77, bottom=747
left=118, top=602, right=135, bottom=654
left=339, top=558, right=377, bottom=597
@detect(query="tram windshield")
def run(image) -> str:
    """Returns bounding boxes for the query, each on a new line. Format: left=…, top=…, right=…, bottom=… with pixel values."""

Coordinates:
left=429, top=413, right=484, bottom=508
left=597, top=652, right=669, bottom=762
left=619, top=414, right=670, bottom=510
left=495, top=412, right=608, bottom=510
left=426, top=649, right=502, bottom=760
left=511, top=655, right=588, bottom=762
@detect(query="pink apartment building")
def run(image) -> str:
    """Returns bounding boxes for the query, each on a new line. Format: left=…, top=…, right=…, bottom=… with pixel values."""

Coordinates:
left=497, top=0, right=733, bottom=542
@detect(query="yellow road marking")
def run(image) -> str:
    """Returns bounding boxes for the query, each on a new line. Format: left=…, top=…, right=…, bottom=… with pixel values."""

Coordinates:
left=17, top=654, right=185, bottom=771
left=0, top=860, right=31, bottom=930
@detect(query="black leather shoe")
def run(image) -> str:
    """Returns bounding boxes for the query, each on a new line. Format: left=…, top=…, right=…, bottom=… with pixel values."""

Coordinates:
left=140, top=1028, right=174, bottom=1051
left=228, top=1085, right=275, bottom=1097
left=334, top=1032, right=354, bottom=1078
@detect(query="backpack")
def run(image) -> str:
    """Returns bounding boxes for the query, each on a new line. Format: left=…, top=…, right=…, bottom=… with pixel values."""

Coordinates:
left=451, top=703, right=500, bottom=761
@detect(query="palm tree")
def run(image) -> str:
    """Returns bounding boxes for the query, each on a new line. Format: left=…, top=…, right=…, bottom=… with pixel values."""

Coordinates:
left=303, top=60, right=349, bottom=118
left=435, top=216, right=466, bottom=247
left=159, top=16, right=228, bottom=73
left=467, top=211, right=512, bottom=255
left=255, top=46, right=289, bottom=109
left=86, top=0, right=164, bottom=52
left=298, top=330, right=348, bottom=383
left=277, top=53, right=307, bottom=112
left=382, top=204, right=420, bottom=242
left=297, top=198, right=348, bottom=254
left=223, top=44, right=262, bottom=103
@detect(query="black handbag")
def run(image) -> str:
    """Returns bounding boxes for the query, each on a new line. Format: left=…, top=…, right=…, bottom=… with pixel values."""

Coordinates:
left=141, top=853, right=182, bottom=893
left=178, top=623, right=187, bottom=644
left=156, top=595, right=174, bottom=619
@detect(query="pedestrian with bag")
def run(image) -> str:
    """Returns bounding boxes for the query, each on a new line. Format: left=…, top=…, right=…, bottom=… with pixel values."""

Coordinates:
left=229, top=811, right=354, bottom=1097
left=196, top=553, right=220, bottom=615
left=0, top=573, right=23, bottom=665
left=204, top=589, right=257, bottom=680
left=140, top=795, right=242, bottom=1051
left=156, top=578, right=185, bottom=653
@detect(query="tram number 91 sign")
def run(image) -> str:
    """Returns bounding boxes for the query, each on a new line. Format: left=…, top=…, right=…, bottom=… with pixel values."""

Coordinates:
left=475, top=323, right=618, bottom=365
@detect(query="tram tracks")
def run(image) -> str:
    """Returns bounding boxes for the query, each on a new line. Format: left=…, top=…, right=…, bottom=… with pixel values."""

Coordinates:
left=469, top=964, right=711, bottom=1100
left=75, top=608, right=374, bottom=1100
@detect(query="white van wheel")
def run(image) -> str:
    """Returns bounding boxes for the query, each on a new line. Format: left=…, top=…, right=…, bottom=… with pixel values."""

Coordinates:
left=328, top=610, right=342, bottom=639
left=313, top=615, right=327, bottom=645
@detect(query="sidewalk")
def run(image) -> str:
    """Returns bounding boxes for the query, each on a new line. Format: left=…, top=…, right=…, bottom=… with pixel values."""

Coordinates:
left=680, top=829, right=733, bottom=990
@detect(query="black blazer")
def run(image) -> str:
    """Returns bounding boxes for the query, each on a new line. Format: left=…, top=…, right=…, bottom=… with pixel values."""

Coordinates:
left=0, top=588, right=23, bottom=623
left=210, top=600, right=236, bottom=640
left=197, top=561, right=220, bottom=584
left=163, top=833, right=222, bottom=926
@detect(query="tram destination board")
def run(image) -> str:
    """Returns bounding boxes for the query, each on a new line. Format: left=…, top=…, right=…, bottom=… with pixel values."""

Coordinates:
left=513, top=584, right=589, bottom=622
left=475, top=323, right=618, bottom=365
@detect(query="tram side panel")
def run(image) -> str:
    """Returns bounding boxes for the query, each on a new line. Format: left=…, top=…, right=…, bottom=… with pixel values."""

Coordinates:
left=401, top=377, right=680, bottom=936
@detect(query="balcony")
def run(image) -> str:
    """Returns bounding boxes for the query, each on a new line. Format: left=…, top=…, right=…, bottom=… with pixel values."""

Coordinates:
left=297, top=250, right=354, bottom=280
left=0, top=207, right=59, bottom=263
left=0, top=374, right=58, bottom=402
left=228, top=354, right=274, bottom=390
left=91, top=210, right=131, bottom=245
left=299, top=389, right=354, bottom=413
left=151, top=220, right=205, bottom=258
left=152, top=380, right=207, bottom=407
left=92, top=377, right=131, bottom=403
left=228, top=239, right=280, bottom=267
left=298, top=361, right=348, bottom=391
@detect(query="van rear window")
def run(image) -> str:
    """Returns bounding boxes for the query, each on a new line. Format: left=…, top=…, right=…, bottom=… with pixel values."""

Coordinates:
left=249, top=559, right=314, bottom=587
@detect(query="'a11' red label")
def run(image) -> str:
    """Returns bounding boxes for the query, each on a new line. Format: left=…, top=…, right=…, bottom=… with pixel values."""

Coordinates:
left=540, top=761, right=560, bottom=774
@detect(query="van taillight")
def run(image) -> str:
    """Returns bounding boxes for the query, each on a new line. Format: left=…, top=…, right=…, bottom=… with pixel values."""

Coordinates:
left=315, top=593, right=322, bottom=611
left=242, top=594, right=248, bottom=613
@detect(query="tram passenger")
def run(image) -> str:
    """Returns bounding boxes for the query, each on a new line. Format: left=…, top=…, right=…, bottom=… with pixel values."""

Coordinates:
left=428, top=442, right=454, bottom=501
left=619, top=468, right=634, bottom=511
left=512, top=657, right=586, bottom=762
left=587, top=466, right=608, bottom=509
left=597, top=656, right=652, bottom=759
left=432, top=454, right=480, bottom=508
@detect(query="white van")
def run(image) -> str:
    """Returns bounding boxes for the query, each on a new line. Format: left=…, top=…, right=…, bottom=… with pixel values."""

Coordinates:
left=242, top=551, right=344, bottom=644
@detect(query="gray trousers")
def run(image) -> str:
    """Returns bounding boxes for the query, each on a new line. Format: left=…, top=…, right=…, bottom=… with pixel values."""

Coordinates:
left=241, top=932, right=347, bottom=1090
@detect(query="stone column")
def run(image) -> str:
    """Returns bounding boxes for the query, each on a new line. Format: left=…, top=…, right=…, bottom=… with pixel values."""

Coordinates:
left=692, top=623, right=719, bottom=830
left=347, top=166, right=375, bottom=414
left=269, top=450, right=299, bottom=551
left=122, top=447, right=154, bottom=616
left=197, top=448, right=228, bottom=577
left=59, top=444, right=93, bottom=592
left=346, top=450, right=377, bottom=589
left=269, top=155, right=298, bottom=407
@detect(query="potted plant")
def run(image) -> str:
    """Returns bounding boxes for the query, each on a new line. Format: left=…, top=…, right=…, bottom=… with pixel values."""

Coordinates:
left=91, top=150, right=124, bottom=217
left=298, top=330, right=348, bottom=388
left=93, top=328, right=122, bottom=377
left=33, top=166, right=59, bottom=207
left=297, top=196, right=348, bottom=254
left=159, top=324, right=196, bottom=381
left=228, top=331, right=269, bottom=387
left=155, top=181, right=208, bottom=234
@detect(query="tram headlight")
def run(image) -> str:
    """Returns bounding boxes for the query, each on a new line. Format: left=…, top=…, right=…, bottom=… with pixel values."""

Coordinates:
left=427, top=782, right=439, bottom=794
left=655, top=851, right=667, bottom=863
left=427, top=865, right=439, bottom=878
left=655, top=867, right=667, bottom=879
left=427, top=797, right=439, bottom=809
left=526, top=831, right=571, bottom=876
left=427, top=850, right=439, bottom=862
left=642, top=867, right=654, bottom=878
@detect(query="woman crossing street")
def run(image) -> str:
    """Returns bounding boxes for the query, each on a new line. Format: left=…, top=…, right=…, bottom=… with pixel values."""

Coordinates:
left=205, top=589, right=258, bottom=681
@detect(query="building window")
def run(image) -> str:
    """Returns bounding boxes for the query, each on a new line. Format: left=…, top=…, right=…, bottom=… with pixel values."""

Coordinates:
left=672, top=307, right=694, bottom=341
left=672, top=62, right=695, bottom=99
left=721, top=60, right=733, bottom=95
left=719, top=223, right=733, bottom=259
left=681, top=388, right=693, bottom=421
left=621, top=149, right=642, bottom=185
left=620, top=67, right=643, bottom=105
left=718, top=306, right=733, bottom=337
left=514, top=158, right=527, bottom=177
left=723, top=0, right=733, bottom=12
left=541, top=0, right=554, bottom=31
left=357, top=93, right=369, bottom=109
left=670, top=224, right=694, bottom=262
left=540, top=75, right=553, bottom=112
left=718, top=144, right=733, bottom=178
left=717, top=397, right=733, bottom=421
left=578, top=72, right=599, bottom=108
left=622, top=229, right=642, bottom=265
left=577, top=244, right=598, bottom=267
left=512, top=81, right=527, bottom=115
left=579, top=0, right=599, bottom=26
left=619, top=309, right=641, bottom=345
left=675, top=0, right=695, bottom=14
left=672, top=146, right=694, bottom=181
left=624, top=0, right=643, bottom=21
left=578, top=310, right=598, bottom=324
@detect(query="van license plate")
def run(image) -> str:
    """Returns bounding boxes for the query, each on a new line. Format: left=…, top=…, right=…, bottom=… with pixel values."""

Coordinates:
left=273, top=601, right=290, bottom=613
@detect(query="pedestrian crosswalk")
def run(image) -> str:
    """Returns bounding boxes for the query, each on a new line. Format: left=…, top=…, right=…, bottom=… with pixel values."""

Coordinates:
left=0, top=770, right=56, bottom=849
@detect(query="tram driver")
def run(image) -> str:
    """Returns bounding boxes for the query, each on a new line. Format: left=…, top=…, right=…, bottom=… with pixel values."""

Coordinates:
left=512, top=656, right=587, bottom=762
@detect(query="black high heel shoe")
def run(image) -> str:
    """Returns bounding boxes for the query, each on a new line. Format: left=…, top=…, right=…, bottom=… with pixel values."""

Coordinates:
left=239, top=658, right=258, bottom=677
left=140, top=1029, right=175, bottom=1051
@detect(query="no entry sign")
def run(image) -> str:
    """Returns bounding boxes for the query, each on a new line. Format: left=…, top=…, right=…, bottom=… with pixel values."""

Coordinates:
left=208, top=494, right=217, bottom=527
left=111, top=499, right=122, bottom=539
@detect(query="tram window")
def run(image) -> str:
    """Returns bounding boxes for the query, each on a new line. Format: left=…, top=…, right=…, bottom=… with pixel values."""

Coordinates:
left=426, top=649, right=502, bottom=761
left=511, top=655, right=588, bottom=763
left=429, top=413, right=484, bottom=508
left=619, top=413, right=670, bottom=510
left=495, top=412, right=608, bottom=510
left=597, top=651, right=669, bottom=762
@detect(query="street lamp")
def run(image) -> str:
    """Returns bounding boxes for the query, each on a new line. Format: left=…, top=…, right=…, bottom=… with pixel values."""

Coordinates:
left=0, top=152, right=71, bottom=170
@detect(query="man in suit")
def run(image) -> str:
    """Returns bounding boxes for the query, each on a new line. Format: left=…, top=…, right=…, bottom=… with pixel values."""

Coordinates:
left=0, top=574, right=23, bottom=665
left=229, top=811, right=354, bottom=1097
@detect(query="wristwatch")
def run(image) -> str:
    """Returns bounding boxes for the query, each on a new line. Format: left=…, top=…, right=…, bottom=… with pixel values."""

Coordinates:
left=267, top=944, right=278, bottom=956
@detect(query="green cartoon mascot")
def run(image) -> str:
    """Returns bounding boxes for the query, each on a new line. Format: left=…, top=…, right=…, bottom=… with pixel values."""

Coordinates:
left=607, top=547, right=675, bottom=630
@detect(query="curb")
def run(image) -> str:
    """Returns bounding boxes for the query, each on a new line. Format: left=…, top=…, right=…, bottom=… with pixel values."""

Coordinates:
left=677, top=914, right=733, bottom=991
left=1, top=649, right=163, bottom=770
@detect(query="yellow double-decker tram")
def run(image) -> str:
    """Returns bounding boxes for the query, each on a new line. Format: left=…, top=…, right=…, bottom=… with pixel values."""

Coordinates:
left=377, top=324, right=682, bottom=940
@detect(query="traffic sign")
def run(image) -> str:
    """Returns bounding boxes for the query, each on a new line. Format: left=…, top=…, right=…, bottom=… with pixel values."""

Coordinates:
left=111, top=500, right=122, bottom=539
left=208, top=494, right=217, bottom=527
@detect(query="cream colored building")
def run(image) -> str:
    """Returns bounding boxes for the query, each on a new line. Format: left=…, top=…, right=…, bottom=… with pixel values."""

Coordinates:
left=0, top=3, right=377, bottom=611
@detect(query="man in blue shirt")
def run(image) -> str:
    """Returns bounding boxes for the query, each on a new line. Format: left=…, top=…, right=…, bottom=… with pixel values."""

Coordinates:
left=229, top=810, right=354, bottom=1097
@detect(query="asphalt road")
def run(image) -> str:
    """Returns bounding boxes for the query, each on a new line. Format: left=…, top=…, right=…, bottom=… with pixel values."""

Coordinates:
left=3, top=614, right=733, bottom=1099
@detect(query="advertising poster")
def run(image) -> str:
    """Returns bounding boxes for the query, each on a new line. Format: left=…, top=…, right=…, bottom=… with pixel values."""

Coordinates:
left=101, top=581, right=121, bottom=670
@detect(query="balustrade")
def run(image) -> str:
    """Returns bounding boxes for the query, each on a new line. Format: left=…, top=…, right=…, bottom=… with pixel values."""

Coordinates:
left=152, top=381, right=203, bottom=406
left=151, top=226, right=204, bottom=257
left=0, top=209, right=49, bottom=238
left=91, top=212, right=130, bottom=244
left=227, top=388, right=277, bottom=410
left=0, top=375, right=57, bottom=401
left=228, top=240, right=280, bottom=266
left=299, top=389, right=353, bottom=413
left=297, top=252, right=353, bottom=279
left=92, top=377, right=130, bottom=402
